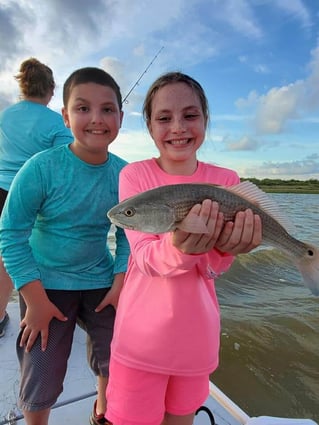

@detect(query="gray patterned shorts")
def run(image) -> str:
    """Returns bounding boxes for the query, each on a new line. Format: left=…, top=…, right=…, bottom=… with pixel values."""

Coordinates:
left=17, top=288, right=115, bottom=411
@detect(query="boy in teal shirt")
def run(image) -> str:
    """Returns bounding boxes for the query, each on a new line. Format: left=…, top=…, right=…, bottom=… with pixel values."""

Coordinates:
left=0, top=67, right=129, bottom=425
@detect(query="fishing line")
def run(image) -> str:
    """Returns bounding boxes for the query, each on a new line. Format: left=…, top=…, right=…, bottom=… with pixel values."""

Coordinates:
left=123, top=46, right=164, bottom=103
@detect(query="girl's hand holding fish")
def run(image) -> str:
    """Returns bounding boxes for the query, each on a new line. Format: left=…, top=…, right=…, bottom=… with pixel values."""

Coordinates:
left=215, top=208, right=262, bottom=255
left=172, top=200, right=262, bottom=256
left=172, top=200, right=224, bottom=254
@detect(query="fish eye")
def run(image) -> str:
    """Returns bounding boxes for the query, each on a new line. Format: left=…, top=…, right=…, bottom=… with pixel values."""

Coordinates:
left=124, top=207, right=136, bottom=217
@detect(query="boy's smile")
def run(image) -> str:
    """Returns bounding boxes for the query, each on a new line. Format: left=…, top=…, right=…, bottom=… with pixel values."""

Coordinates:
left=62, top=82, right=123, bottom=164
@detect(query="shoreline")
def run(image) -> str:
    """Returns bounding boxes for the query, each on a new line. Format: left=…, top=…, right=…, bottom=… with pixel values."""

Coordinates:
left=259, top=187, right=319, bottom=194
left=241, top=178, right=319, bottom=194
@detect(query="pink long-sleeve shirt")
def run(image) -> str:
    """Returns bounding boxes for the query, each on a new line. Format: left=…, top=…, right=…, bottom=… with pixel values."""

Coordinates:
left=111, top=158, right=240, bottom=376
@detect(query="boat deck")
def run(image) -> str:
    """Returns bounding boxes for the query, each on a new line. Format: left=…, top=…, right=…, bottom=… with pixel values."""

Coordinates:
left=1, top=303, right=317, bottom=425
left=0, top=302, right=253, bottom=425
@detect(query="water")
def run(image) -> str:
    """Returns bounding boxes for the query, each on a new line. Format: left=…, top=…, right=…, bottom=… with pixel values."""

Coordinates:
left=212, top=194, right=319, bottom=420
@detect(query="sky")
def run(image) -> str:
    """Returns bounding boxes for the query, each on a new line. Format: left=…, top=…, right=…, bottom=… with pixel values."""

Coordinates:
left=1, top=0, right=319, bottom=180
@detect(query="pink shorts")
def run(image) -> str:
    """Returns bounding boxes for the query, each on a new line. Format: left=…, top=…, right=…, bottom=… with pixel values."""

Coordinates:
left=106, top=358, right=209, bottom=425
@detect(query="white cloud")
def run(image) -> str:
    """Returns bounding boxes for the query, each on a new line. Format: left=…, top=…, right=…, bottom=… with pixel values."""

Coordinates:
left=224, top=135, right=261, bottom=151
left=303, top=46, right=319, bottom=110
left=211, top=0, right=263, bottom=39
left=0, top=0, right=224, bottom=109
left=236, top=44, right=319, bottom=134
left=275, top=0, right=313, bottom=29
left=0, top=0, right=318, bottom=181
left=109, top=129, right=158, bottom=162
left=254, top=82, right=303, bottom=133
left=242, top=156, right=319, bottom=179
left=236, top=91, right=259, bottom=109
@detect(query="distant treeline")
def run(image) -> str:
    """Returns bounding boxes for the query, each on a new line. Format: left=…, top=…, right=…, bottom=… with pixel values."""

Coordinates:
left=241, top=178, right=319, bottom=194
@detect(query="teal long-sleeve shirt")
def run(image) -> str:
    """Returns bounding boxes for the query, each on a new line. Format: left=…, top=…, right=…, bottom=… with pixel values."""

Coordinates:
left=0, top=144, right=130, bottom=291
left=0, top=100, right=73, bottom=190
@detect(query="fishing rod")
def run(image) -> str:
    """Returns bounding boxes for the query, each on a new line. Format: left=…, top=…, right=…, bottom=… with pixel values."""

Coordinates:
left=123, top=46, right=164, bottom=103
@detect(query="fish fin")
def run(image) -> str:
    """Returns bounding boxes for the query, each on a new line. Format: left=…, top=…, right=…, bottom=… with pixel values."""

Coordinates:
left=225, top=181, right=296, bottom=233
left=177, top=214, right=210, bottom=234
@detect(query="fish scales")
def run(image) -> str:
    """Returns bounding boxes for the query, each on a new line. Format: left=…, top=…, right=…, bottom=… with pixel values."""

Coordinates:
left=140, top=184, right=304, bottom=253
left=107, top=182, right=319, bottom=295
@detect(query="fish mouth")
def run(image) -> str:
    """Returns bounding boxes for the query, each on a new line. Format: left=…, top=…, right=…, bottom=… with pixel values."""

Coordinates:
left=108, top=216, right=134, bottom=230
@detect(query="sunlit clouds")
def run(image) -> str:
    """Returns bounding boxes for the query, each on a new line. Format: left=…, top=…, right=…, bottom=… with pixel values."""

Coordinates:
left=0, top=0, right=318, bottom=179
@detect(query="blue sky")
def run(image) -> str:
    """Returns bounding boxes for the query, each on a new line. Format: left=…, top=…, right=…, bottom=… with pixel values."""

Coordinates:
left=1, top=0, right=318, bottom=180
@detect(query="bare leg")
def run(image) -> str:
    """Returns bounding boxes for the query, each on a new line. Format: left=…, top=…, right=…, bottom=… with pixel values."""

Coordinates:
left=161, top=412, right=195, bottom=425
left=0, top=257, right=13, bottom=319
left=96, top=375, right=108, bottom=416
left=23, top=408, right=50, bottom=425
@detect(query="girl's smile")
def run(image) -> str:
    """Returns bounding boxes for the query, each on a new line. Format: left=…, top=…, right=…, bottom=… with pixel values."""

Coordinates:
left=148, top=82, right=206, bottom=174
left=168, top=139, right=190, bottom=145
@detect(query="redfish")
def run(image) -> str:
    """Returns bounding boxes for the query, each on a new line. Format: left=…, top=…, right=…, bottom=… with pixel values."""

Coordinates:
left=107, top=182, right=319, bottom=295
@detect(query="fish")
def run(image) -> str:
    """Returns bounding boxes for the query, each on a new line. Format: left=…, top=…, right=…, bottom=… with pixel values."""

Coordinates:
left=107, top=181, right=319, bottom=295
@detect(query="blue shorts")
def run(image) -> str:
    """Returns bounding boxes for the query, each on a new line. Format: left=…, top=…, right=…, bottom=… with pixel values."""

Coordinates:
left=17, top=288, right=115, bottom=412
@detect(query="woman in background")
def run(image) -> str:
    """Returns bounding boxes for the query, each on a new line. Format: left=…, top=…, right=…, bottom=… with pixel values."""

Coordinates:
left=0, top=57, right=73, bottom=337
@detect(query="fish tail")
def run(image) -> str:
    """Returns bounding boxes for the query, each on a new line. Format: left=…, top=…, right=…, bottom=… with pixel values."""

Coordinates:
left=296, top=243, right=319, bottom=296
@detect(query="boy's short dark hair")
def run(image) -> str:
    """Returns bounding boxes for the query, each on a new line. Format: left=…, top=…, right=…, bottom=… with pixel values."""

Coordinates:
left=63, top=67, right=122, bottom=109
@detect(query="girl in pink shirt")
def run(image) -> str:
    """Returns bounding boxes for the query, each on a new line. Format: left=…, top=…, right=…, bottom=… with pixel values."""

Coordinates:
left=106, top=72, right=262, bottom=425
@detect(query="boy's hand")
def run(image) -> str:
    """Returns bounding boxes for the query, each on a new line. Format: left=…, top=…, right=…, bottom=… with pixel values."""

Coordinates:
left=20, top=300, right=67, bottom=353
left=19, top=280, right=67, bottom=352
left=95, top=272, right=125, bottom=312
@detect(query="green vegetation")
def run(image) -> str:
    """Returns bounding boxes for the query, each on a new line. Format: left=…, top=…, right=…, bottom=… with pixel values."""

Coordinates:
left=241, top=178, right=319, bottom=194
